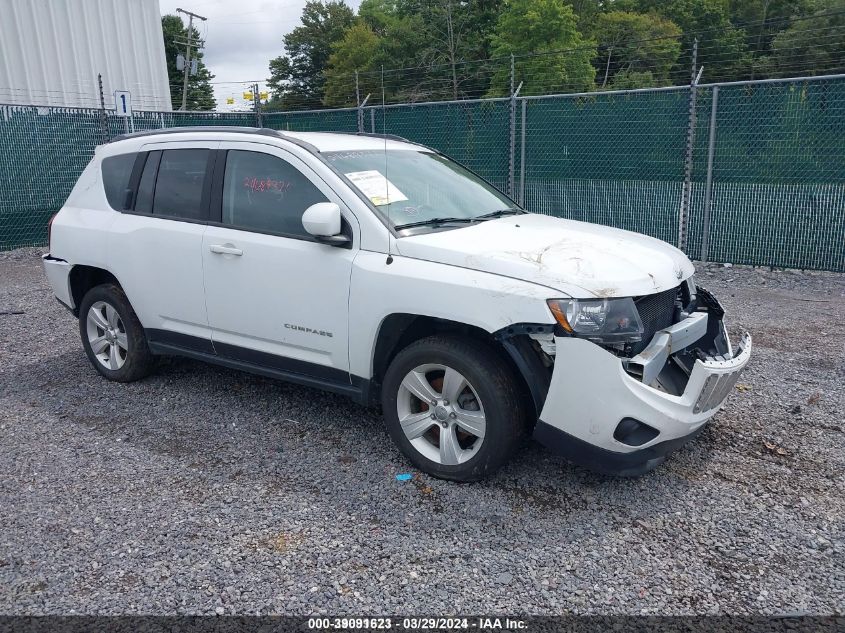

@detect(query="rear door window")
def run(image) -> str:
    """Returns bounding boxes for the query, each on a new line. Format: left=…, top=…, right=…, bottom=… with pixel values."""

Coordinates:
left=133, top=151, right=160, bottom=215
left=132, top=149, right=211, bottom=220
left=152, top=149, right=210, bottom=220
left=101, top=153, right=136, bottom=210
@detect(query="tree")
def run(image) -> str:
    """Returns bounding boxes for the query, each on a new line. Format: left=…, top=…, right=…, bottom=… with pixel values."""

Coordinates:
left=422, top=0, right=467, bottom=99
left=267, top=1, right=355, bottom=109
left=361, top=6, right=427, bottom=101
left=161, top=15, right=215, bottom=110
left=488, top=0, right=596, bottom=96
left=769, top=0, right=845, bottom=77
left=592, top=11, right=682, bottom=88
left=358, top=0, right=400, bottom=31
left=323, top=23, right=382, bottom=106
left=412, top=0, right=504, bottom=100
left=349, top=0, right=504, bottom=102
left=631, top=0, right=749, bottom=82
left=729, top=0, right=815, bottom=72
left=327, top=0, right=496, bottom=105
left=357, top=0, right=426, bottom=68
left=569, top=0, right=604, bottom=24
left=322, top=0, right=428, bottom=105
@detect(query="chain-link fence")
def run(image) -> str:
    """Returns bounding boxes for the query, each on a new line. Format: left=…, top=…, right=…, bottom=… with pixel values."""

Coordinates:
left=0, top=105, right=260, bottom=251
left=518, top=87, right=693, bottom=248
left=1, top=73, right=843, bottom=271
left=1, top=105, right=108, bottom=252
left=374, top=99, right=512, bottom=191
left=696, top=78, right=845, bottom=271
left=509, top=76, right=844, bottom=272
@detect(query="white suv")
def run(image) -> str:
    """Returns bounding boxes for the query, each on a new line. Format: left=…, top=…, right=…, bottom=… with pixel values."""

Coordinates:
left=43, top=127, right=751, bottom=481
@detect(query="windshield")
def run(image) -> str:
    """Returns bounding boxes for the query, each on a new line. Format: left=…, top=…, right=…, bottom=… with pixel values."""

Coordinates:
left=324, top=150, right=518, bottom=232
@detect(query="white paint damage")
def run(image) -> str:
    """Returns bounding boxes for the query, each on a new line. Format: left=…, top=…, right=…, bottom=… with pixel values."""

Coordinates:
left=397, top=213, right=695, bottom=298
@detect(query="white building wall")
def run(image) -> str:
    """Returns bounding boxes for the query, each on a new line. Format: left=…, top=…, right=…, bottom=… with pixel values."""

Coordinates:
left=0, top=0, right=172, bottom=110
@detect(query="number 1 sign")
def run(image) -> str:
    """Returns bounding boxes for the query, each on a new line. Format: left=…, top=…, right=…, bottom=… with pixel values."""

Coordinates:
left=113, top=91, right=132, bottom=117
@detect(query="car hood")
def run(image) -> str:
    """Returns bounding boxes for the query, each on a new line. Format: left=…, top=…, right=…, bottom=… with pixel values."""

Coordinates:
left=395, top=213, right=695, bottom=298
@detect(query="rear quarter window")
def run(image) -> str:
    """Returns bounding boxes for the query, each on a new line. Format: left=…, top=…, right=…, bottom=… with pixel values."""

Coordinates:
left=101, top=153, right=136, bottom=210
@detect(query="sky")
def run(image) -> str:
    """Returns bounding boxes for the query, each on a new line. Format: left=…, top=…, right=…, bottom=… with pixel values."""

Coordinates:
left=158, top=0, right=363, bottom=109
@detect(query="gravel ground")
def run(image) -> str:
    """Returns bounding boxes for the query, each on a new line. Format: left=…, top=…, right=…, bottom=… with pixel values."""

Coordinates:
left=1, top=247, right=843, bottom=616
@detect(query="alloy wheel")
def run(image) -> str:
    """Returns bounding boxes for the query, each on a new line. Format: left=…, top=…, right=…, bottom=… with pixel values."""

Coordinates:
left=396, top=363, right=486, bottom=465
left=86, top=301, right=128, bottom=370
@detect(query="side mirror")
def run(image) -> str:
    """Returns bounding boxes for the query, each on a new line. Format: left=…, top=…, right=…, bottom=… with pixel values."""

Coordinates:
left=302, top=202, right=350, bottom=245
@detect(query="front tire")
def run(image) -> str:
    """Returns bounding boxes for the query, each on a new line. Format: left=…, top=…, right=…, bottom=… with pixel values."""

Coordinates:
left=381, top=335, right=526, bottom=482
left=78, top=283, right=154, bottom=382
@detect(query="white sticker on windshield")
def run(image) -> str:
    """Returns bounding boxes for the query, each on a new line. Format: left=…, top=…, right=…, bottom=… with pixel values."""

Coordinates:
left=344, top=170, right=408, bottom=206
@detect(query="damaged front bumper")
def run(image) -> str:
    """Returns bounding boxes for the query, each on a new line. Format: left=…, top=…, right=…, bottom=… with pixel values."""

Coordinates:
left=534, top=315, right=752, bottom=476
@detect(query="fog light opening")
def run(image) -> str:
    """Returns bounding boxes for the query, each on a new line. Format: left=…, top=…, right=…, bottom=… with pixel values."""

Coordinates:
left=613, top=418, right=660, bottom=447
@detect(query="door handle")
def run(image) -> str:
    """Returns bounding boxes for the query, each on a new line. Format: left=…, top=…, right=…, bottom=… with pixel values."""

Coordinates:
left=209, top=244, right=243, bottom=256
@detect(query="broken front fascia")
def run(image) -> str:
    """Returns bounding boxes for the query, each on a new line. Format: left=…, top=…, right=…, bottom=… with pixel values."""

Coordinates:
left=497, top=286, right=751, bottom=468
left=538, top=330, right=751, bottom=457
left=496, top=286, right=751, bottom=430
left=525, top=309, right=725, bottom=396
left=532, top=283, right=733, bottom=392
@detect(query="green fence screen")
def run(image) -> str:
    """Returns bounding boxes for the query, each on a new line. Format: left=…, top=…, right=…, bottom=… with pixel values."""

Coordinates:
left=1, top=75, right=842, bottom=271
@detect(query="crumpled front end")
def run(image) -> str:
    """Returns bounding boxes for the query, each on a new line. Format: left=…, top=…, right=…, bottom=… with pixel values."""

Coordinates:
left=532, top=285, right=752, bottom=476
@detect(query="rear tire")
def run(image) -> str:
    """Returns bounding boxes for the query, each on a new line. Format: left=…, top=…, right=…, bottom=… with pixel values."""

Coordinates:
left=78, top=283, right=154, bottom=382
left=381, top=335, right=526, bottom=482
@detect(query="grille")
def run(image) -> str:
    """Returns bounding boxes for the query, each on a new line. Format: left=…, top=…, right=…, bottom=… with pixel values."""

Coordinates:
left=632, top=286, right=680, bottom=354
left=693, top=370, right=742, bottom=414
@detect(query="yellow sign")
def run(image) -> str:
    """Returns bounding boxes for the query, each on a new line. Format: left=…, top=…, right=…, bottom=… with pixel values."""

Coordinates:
left=243, top=91, right=253, bottom=100
left=259, top=92, right=269, bottom=100
left=226, top=97, right=234, bottom=104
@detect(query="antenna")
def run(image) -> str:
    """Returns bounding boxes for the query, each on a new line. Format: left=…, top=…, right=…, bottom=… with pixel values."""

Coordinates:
left=383, top=65, right=393, bottom=265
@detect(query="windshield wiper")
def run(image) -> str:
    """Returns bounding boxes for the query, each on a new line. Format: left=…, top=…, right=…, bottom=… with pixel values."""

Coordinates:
left=475, top=208, right=525, bottom=219
left=393, top=208, right=524, bottom=231
left=393, top=217, right=480, bottom=231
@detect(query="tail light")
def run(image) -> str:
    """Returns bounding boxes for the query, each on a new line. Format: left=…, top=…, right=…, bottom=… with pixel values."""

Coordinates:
left=47, top=212, right=58, bottom=252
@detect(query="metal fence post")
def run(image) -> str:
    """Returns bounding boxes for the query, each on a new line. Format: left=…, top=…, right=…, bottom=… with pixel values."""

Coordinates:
left=370, top=108, right=375, bottom=133
left=678, top=38, right=699, bottom=252
left=519, top=99, right=527, bottom=206
left=97, top=73, right=110, bottom=143
left=700, top=85, right=719, bottom=263
left=355, top=71, right=363, bottom=133
left=357, top=94, right=371, bottom=134
left=508, top=55, right=516, bottom=197
left=508, top=57, right=524, bottom=198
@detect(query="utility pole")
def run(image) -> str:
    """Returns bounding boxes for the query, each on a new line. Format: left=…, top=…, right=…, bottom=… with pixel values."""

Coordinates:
left=253, top=83, right=263, bottom=127
left=176, top=7, right=207, bottom=111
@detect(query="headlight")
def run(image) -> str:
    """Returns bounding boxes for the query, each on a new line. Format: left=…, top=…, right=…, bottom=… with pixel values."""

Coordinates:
left=547, top=297, right=644, bottom=343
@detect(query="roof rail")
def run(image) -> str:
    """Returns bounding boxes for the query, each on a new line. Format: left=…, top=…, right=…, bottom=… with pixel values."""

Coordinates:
left=328, top=131, right=426, bottom=150
left=108, top=126, right=320, bottom=154
left=109, top=126, right=272, bottom=142
left=352, top=131, right=412, bottom=143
